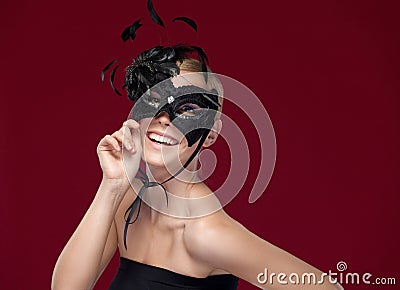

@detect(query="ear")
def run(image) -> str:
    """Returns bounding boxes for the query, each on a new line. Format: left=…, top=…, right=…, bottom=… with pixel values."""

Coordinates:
left=203, top=119, right=222, bottom=148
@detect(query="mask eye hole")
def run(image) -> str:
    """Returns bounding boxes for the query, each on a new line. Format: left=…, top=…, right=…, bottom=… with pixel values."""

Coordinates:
left=144, top=91, right=161, bottom=108
left=175, top=103, right=205, bottom=119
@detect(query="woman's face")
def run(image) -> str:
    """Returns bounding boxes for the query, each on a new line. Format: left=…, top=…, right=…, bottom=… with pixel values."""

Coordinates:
left=138, top=70, right=206, bottom=171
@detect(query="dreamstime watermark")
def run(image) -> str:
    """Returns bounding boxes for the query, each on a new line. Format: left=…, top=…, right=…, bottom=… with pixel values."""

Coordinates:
left=257, top=261, right=396, bottom=286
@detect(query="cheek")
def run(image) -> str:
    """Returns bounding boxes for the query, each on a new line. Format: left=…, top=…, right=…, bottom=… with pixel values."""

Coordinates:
left=139, top=118, right=152, bottom=127
left=162, top=139, right=194, bottom=163
left=138, top=118, right=155, bottom=135
left=178, top=140, right=199, bottom=159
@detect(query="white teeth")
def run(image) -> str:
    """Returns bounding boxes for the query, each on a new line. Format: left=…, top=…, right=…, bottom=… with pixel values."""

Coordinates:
left=148, top=133, right=178, bottom=145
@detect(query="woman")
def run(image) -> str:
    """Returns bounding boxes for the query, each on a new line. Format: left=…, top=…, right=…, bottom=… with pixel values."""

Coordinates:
left=51, top=47, right=343, bottom=289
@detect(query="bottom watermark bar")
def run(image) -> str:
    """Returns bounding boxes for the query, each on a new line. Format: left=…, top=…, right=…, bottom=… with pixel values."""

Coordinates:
left=257, top=261, right=396, bottom=286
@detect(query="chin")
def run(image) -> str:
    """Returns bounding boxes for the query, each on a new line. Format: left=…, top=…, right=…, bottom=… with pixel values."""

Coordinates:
left=143, top=153, right=167, bottom=168
left=143, top=146, right=198, bottom=178
left=142, top=141, right=178, bottom=170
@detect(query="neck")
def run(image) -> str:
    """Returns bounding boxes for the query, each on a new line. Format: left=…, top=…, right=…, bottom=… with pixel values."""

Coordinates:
left=145, top=160, right=200, bottom=197
left=139, top=159, right=223, bottom=219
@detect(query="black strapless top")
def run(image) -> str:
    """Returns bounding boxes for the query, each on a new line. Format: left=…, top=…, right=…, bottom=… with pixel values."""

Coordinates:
left=109, top=257, right=239, bottom=290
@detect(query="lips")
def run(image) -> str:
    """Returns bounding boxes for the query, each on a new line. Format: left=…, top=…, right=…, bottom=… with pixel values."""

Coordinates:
left=146, top=131, right=179, bottom=146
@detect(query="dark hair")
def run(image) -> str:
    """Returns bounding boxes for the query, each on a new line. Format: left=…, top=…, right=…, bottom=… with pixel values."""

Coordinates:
left=123, top=45, right=210, bottom=102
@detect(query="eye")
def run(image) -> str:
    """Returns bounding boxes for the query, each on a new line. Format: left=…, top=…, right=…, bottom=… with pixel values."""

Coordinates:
left=176, top=103, right=204, bottom=118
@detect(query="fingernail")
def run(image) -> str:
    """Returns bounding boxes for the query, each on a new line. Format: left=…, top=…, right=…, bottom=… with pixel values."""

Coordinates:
left=126, top=144, right=132, bottom=150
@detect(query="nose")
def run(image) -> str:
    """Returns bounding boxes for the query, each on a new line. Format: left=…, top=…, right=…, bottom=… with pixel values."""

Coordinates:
left=155, top=111, right=171, bottom=126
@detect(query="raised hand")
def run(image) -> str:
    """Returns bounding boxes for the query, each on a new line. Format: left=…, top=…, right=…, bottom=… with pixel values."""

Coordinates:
left=97, top=119, right=142, bottom=194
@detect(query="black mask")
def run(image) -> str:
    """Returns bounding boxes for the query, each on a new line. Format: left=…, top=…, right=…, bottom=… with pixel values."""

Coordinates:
left=129, top=79, right=220, bottom=146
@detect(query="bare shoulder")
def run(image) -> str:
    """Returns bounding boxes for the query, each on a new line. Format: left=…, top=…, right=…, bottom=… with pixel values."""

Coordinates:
left=181, top=182, right=262, bottom=269
left=183, top=209, right=342, bottom=290
left=183, top=209, right=253, bottom=267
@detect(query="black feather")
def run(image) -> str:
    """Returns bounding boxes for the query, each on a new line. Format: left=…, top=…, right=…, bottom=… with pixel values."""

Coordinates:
left=147, top=0, right=165, bottom=28
left=121, top=27, right=130, bottom=42
left=152, top=47, right=175, bottom=62
left=172, top=17, right=198, bottom=32
left=191, top=45, right=209, bottom=64
left=158, top=62, right=180, bottom=75
left=110, top=65, right=122, bottom=96
left=101, top=59, right=118, bottom=82
left=191, top=46, right=209, bottom=82
left=173, top=44, right=195, bottom=62
left=121, top=19, right=142, bottom=42
left=130, top=19, right=143, bottom=41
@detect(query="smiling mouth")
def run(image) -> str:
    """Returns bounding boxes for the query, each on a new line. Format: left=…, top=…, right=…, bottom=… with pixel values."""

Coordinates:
left=147, top=132, right=179, bottom=146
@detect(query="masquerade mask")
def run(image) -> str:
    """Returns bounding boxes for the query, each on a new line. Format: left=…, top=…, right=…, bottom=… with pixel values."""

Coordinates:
left=130, top=78, right=220, bottom=146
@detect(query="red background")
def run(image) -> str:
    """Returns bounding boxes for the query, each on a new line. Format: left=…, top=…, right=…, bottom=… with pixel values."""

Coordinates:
left=1, top=0, right=399, bottom=289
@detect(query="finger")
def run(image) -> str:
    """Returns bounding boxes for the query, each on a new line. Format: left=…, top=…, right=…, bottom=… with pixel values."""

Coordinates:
left=122, top=125, right=135, bottom=152
left=113, top=128, right=134, bottom=152
left=123, top=119, right=140, bottom=129
left=99, top=135, right=120, bottom=152
left=131, top=124, right=141, bottom=153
